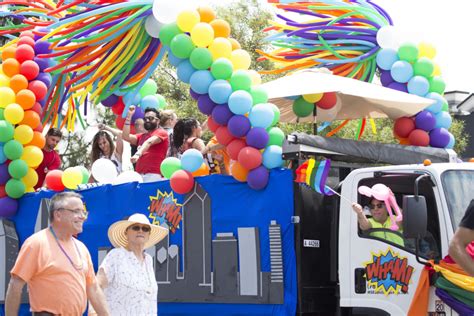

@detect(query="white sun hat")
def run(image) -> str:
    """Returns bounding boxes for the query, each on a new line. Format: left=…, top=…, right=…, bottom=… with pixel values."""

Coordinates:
left=107, top=213, right=168, bottom=249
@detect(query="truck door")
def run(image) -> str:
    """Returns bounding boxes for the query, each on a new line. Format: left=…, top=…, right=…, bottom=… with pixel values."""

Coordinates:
left=340, top=171, right=453, bottom=315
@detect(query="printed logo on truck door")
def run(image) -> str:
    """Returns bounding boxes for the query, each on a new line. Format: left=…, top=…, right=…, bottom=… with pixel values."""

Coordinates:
left=148, top=190, right=182, bottom=234
left=363, top=248, right=414, bottom=295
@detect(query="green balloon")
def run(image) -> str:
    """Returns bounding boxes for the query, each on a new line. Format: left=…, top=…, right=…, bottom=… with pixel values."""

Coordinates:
left=189, top=48, right=213, bottom=70
left=269, top=103, right=280, bottom=126
left=398, top=42, right=419, bottom=63
left=0, top=108, right=4, bottom=120
left=159, top=22, right=182, bottom=46
left=139, top=79, right=158, bottom=98
left=429, top=76, right=446, bottom=94
left=230, top=70, right=252, bottom=91
left=156, top=94, right=167, bottom=109
left=0, top=120, right=14, bottom=142
left=77, top=166, right=90, bottom=184
left=267, top=127, right=285, bottom=146
left=211, top=58, right=233, bottom=80
left=413, top=57, right=434, bottom=78
left=8, top=159, right=28, bottom=179
left=160, top=157, right=182, bottom=179
left=441, top=101, right=449, bottom=112
left=4, top=140, right=23, bottom=160
left=250, top=86, right=268, bottom=105
left=5, top=178, right=25, bottom=199
left=170, top=34, right=195, bottom=59
left=293, top=97, right=314, bottom=117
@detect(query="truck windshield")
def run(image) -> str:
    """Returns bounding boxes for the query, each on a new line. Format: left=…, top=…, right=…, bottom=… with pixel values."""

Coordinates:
left=442, top=170, right=474, bottom=229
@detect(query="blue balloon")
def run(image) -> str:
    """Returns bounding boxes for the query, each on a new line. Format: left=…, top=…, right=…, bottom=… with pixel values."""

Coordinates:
left=425, top=92, right=445, bottom=114
left=376, top=48, right=399, bottom=71
left=168, top=51, right=184, bottom=67
left=228, top=90, right=253, bottom=115
left=181, top=149, right=203, bottom=172
left=407, top=76, right=430, bottom=96
left=434, top=111, right=452, bottom=129
left=140, top=95, right=159, bottom=110
left=124, top=91, right=141, bottom=106
left=285, top=95, right=298, bottom=100
left=391, top=60, right=413, bottom=83
left=189, top=70, right=214, bottom=95
left=249, top=103, right=274, bottom=129
left=208, top=80, right=232, bottom=104
left=0, top=144, right=6, bottom=164
left=446, top=132, right=455, bottom=149
left=262, top=145, right=283, bottom=169
left=177, top=60, right=196, bottom=83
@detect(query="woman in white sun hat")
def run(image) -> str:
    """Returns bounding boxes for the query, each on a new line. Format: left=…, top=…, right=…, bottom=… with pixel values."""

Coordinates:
left=89, top=213, right=168, bottom=315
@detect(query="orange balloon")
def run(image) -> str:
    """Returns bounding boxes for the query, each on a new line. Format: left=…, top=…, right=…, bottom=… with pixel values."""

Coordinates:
left=2, top=46, right=16, bottom=61
left=19, top=110, right=40, bottom=129
left=16, top=89, right=36, bottom=110
left=26, top=131, right=46, bottom=148
left=2, top=58, right=20, bottom=77
left=192, top=163, right=210, bottom=177
left=229, top=38, right=241, bottom=50
left=231, top=162, right=248, bottom=182
left=10, top=74, right=28, bottom=93
left=210, top=19, right=231, bottom=38
left=197, top=5, right=216, bottom=23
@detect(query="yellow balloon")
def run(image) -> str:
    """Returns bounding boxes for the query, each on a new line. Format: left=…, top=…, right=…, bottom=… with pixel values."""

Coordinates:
left=230, top=49, right=251, bottom=70
left=191, top=22, right=214, bottom=48
left=25, top=187, right=35, bottom=193
left=0, top=74, right=10, bottom=87
left=432, top=64, right=441, bottom=76
left=14, top=124, right=34, bottom=144
left=22, top=168, right=38, bottom=188
left=4, top=103, right=24, bottom=124
left=62, top=167, right=83, bottom=190
left=0, top=87, right=16, bottom=108
left=418, top=42, right=436, bottom=59
left=21, top=146, right=44, bottom=168
left=209, top=37, right=232, bottom=61
left=177, top=10, right=200, bottom=33
left=303, top=93, right=323, bottom=103
left=247, top=70, right=262, bottom=86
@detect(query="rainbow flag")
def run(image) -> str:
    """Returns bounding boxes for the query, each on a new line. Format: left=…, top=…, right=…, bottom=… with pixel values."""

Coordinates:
left=295, top=158, right=335, bottom=196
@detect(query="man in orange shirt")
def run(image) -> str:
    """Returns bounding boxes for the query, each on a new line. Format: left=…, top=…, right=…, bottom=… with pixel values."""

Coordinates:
left=5, top=192, right=109, bottom=316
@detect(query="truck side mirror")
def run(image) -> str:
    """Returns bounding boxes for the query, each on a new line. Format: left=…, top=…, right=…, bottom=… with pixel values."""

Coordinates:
left=402, top=195, right=427, bottom=239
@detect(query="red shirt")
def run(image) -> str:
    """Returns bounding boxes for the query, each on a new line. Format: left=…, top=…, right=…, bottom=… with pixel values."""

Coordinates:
left=135, top=128, right=169, bottom=175
left=35, top=149, right=61, bottom=189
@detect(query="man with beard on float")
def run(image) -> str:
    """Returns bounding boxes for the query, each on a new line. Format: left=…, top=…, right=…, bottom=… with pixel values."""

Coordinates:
left=122, top=106, right=169, bottom=183
left=34, top=127, right=63, bottom=190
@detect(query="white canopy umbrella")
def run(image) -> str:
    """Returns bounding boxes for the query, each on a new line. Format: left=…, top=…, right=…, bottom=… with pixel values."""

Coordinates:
left=260, top=69, right=435, bottom=123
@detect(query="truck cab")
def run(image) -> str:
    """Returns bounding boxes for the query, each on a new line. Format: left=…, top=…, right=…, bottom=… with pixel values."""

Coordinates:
left=285, top=133, right=472, bottom=315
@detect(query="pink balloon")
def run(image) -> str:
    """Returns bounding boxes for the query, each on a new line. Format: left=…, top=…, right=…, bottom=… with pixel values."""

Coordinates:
left=237, top=146, right=262, bottom=170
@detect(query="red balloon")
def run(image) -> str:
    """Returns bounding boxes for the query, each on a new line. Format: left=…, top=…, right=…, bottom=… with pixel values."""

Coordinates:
left=226, top=139, right=246, bottom=160
left=170, top=170, right=195, bottom=194
left=31, top=102, right=43, bottom=115
left=115, top=116, right=125, bottom=129
left=237, top=146, right=262, bottom=170
left=215, top=126, right=234, bottom=146
left=207, top=116, right=220, bottom=133
left=394, top=117, right=415, bottom=138
left=34, top=121, right=44, bottom=132
left=408, top=129, right=430, bottom=147
left=0, top=185, right=6, bottom=198
left=45, top=170, right=65, bottom=191
left=28, top=80, right=48, bottom=101
left=17, top=36, right=35, bottom=48
left=111, top=98, right=125, bottom=115
left=20, top=31, right=34, bottom=39
left=316, top=92, right=337, bottom=110
left=15, top=44, right=35, bottom=63
left=20, top=60, right=39, bottom=80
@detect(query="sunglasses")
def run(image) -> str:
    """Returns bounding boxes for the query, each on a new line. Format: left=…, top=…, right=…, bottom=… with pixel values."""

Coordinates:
left=143, top=116, right=157, bottom=122
left=369, top=203, right=384, bottom=210
left=129, top=225, right=151, bottom=232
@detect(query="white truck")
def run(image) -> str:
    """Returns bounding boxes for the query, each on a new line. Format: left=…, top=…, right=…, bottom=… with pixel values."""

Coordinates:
left=284, top=133, right=471, bottom=315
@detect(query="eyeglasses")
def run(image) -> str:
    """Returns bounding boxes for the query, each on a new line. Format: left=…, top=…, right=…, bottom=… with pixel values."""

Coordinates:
left=129, top=225, right=151, bottom=232
left=369, top=203, right=384, bottom=210
left=57, top=208, right=88, bottom=217
left=143, top=116, right=157, bottom=122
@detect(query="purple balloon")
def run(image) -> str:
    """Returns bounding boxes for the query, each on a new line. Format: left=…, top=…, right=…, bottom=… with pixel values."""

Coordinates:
left=102, top=94, right=119, bottom=107
left=197, top=95, right=216, bottom=115
left=227, top=115, right=251, bottom=138
left=388, top=82, right=408, bottom=93
left=429, top=128, right=450, bottom=148
left=33, top=27, right=49, bottom=41
left=212, top=104, right=233, bottom=125
left=0, top=197, right=18, bottom=218
left=131, top=106, right=144, bottom=123
left=36, top=72, right=52, bottom=87
left=0, top=164, right=9, bottom=185
left=415, top=110, right=436, bottom=132
left=34, top=40, right=52, bottom=55
left=34, top=57, right=50, bottom=72
left=247, top=166, right=269, bottom=190
left=246, top=127, right=269, bottom=149
left=189, top=88, right=201, bottom=101
left=380, top=70, right=394, bottom=87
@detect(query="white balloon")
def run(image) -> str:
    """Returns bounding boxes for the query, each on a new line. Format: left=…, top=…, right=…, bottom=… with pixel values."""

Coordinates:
left=317, top=95, right=341, bottom=122
left=152, top=0, right=196, bottom=24
left=91, top=158, right=118, bottom=184
left=376, top=25, right=401, bottom=49
left=145, top=15, right=163, bottom=38
left=113, top=170, right=143, bottom=185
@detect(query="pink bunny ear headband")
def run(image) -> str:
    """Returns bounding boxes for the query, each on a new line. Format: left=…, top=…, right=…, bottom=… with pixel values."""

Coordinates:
left=357, top=183, right=403, bottom=231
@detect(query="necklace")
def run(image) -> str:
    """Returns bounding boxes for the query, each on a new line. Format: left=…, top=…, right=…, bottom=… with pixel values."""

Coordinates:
left=49, top=226, right=84, bottom=271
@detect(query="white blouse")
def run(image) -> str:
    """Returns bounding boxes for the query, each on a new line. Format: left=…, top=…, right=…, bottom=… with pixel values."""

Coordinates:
left=100, top=247, right=158, bottom=315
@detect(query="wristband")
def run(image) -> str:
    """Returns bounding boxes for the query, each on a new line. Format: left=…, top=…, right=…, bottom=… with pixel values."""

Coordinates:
left=124, top=123, right=131, bottom=125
